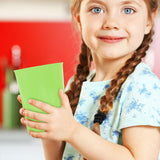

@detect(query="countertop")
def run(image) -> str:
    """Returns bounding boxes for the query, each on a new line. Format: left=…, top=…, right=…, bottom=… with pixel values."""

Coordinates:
left=0, top=128, right=45, bottom=160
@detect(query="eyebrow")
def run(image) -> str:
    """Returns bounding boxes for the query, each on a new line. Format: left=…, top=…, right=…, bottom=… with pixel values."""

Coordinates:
left=87, top=0, right=142, bottom=7
left=85, top=0, right=143, bottom=11
left=86, top=0, right=106, bottom=5
left=120, top=0, right=142, bottom=7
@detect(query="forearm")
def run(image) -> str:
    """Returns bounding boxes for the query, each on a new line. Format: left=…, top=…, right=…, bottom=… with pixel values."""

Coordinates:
left=41, top=139, right=65, bottom=160
left=67, top=122, right=135, bottom=160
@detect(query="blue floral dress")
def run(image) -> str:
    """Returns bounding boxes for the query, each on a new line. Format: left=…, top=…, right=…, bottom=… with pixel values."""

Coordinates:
left=62, top=62, right=160, bottom=160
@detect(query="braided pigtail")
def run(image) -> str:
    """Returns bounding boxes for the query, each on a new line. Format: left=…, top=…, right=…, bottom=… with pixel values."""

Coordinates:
left=66, top=41, right=92, bottom=114
left=91, top=29, right=154, bottom=136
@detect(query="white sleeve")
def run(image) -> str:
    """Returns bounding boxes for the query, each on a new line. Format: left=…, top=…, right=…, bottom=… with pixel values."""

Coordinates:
left=65, top=76, right=74, bottom=92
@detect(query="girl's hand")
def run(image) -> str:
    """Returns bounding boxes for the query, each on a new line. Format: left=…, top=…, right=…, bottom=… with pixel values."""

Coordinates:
left=20, top=89, right=78, bottom=142
left=17, top=95, right=26, bottom=126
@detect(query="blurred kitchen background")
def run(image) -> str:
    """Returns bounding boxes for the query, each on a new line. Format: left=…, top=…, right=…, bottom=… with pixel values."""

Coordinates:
left=0, top=0, right=159, bottom=160
left=0, top=0, right=80, bottom=160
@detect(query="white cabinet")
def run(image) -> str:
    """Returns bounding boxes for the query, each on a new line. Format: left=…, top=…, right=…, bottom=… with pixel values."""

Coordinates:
left=0, top=0, right=71, bottom=21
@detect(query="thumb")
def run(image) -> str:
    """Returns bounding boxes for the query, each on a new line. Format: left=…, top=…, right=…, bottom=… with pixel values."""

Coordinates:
left=59, top=89, right=70, bottom=108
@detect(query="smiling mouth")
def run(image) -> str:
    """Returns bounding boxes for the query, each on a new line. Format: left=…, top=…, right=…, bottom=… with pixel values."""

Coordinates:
left=99, top=36, right=125, bottom=44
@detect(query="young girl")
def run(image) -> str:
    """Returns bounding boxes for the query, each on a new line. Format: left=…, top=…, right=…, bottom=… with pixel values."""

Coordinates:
left=18, top=0, right=160, bottom=159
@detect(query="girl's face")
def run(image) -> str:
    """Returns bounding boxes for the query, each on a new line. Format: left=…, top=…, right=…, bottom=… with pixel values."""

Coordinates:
left=74, top=0, right=153, bottom=61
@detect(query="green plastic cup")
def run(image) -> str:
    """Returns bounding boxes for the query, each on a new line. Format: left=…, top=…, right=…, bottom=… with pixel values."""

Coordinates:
left=14, top=63, right=64, bottom=132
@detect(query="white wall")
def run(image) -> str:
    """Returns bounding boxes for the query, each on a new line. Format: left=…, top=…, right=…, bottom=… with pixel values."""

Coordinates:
left=0, top=0, right=71, bottom=21
left=0, top=0, right=159, bottom=22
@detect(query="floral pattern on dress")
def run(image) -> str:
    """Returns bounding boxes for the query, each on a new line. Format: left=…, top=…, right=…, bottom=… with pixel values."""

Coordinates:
left=63, top=63, right=160, bottom=160
left=74, top=111, right=89, bottom=125
left=89, top=91, right=101, bottom=104
left=63, top=155, right=74, bottom=160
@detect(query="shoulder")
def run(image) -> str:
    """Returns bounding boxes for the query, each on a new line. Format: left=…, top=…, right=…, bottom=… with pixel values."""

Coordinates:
left=65, top=76, right=74, bottom=91
left=122, top=62, right=160, bottom=93
left=65, top=69, right=96, bottom=91
left=120, top=62, right=160, bottom=110
left=118, top=63, right=160, bottom=130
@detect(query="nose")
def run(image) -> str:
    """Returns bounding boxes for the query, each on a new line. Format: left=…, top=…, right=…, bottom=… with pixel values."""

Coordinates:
left=102, top=15, right=119, bottom=30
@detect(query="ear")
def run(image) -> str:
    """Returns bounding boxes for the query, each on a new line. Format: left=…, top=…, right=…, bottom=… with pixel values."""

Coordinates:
left=144, top=11, right=157, bottom=35
left=73, top=11, right=82, bottom=33
left=144, top=18, right=152, bottom=35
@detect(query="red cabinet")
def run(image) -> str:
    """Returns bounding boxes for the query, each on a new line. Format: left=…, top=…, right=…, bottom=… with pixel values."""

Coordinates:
left=0, top=19, right=160, bottom=125
left=0, top=21, right=80, bottom=124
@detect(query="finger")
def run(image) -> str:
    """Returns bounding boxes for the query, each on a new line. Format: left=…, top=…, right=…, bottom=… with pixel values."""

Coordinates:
left=25, top=119, right=48, bottom=131
left=28, top=99, right=53, bottom=113
left=59, top=89, right=70, bottom=107
left=29, top=131, right=48, bottom=139
left=24, top=110, right=49, bottom=122
left=20, top=117, right=26, bottom=126
left=17, top=95, right=22, bottom=104
left=19, top=108, right=25, bottom=116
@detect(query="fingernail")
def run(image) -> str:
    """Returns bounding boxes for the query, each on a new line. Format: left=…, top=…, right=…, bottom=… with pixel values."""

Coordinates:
left=21, top=108, right=25, bottom=115
left=29, top=131, right=32, bottom=135
left=28, top=99, right=32, bottom=103
left=24, top=110, right=26, bottom=115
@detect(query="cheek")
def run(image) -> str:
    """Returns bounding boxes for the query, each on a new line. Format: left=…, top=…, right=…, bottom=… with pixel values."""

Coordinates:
left=81, top=21, right=94, bottom=45
left=128, top=22, right=146, bottom=47
left=81, top=16, right=100, bottom=35
left=81, top=18, right=89, bottom=38
left=82, top=17, right=101, bottom=36
left=81, top=25, right=90, bottom=45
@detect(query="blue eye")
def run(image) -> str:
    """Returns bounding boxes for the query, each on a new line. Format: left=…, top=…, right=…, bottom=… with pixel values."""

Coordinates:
left=123, top=8, right=135, bottom=14
left=91, top=7, right=103, bottom=14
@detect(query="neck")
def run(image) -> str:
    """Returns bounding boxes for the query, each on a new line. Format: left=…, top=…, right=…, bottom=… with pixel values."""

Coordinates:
left=91, top=55, right=132, bottom=82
